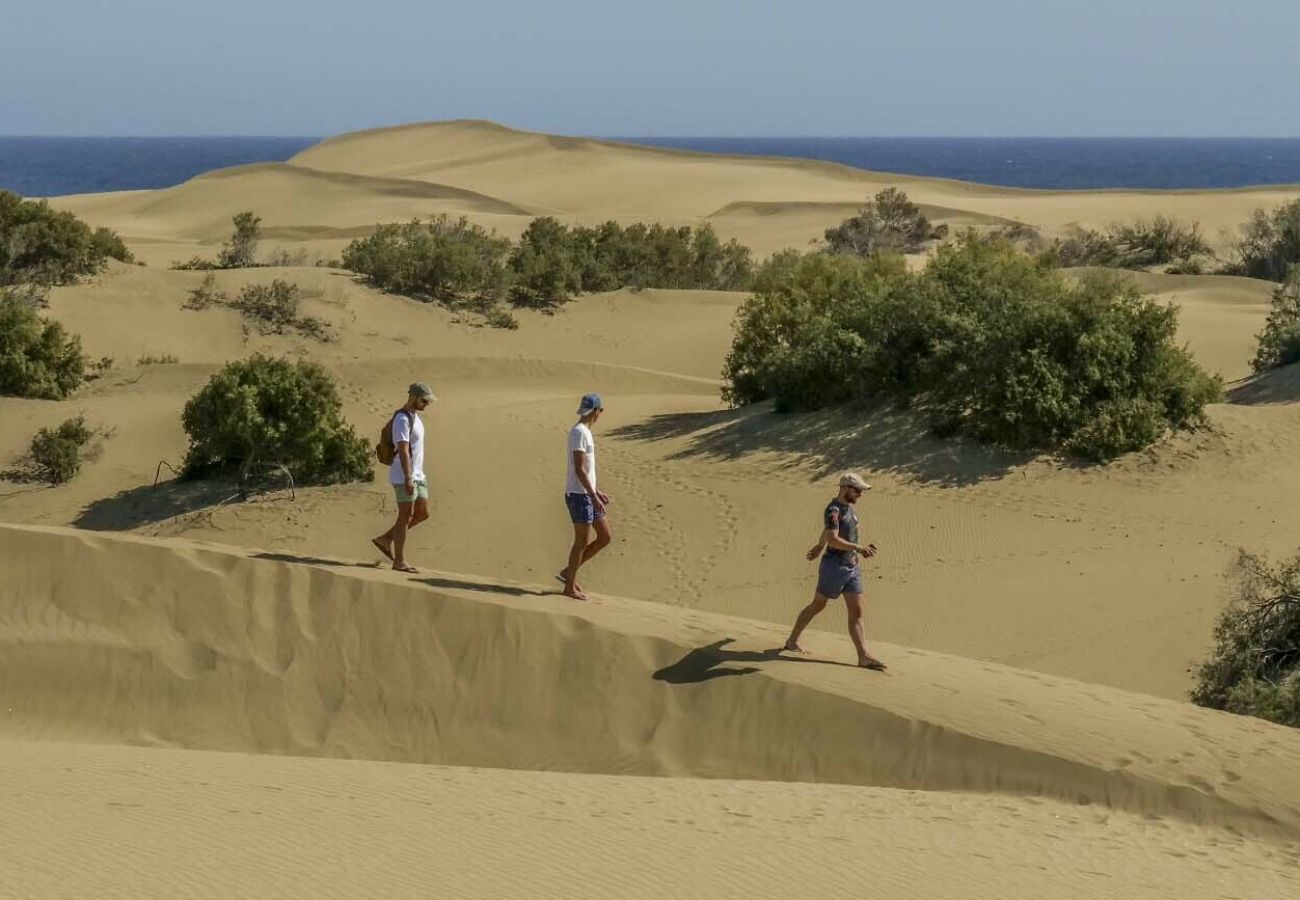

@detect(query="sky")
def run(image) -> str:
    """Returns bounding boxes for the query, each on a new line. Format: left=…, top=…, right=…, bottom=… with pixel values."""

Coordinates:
left=4, top=0, right=1300, bottom=137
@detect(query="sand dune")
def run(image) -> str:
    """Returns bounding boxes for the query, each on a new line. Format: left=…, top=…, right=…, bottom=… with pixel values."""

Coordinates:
left=8, top=121, right=1300, bottom=896
left=4, top=524, right=1299, bottom=839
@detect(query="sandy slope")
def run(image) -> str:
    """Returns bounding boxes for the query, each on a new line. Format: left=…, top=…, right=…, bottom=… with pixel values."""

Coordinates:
left=8, top=120, right=1300, bottom=895
left=5, top=740, right=1298, bottom=900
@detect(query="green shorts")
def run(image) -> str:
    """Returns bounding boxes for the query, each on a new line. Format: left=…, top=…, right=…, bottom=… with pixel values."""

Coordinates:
left=392, top=478, right=428, bottom=503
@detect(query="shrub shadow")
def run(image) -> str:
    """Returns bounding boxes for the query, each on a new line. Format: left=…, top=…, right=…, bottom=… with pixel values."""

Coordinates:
left=73, top=479, right=242, bottom=531
left=1225, top=365, right=1300, bottom=406
left=611, top=401, right=1037, bottom=487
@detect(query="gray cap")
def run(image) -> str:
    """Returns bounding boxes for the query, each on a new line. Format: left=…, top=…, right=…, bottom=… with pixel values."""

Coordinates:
left=838, top=472, right=871, bottom=491
left=409, top=382, right=437, bottom=400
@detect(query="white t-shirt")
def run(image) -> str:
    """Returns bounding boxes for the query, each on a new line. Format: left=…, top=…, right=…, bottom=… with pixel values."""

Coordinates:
left=388, top=410, right=425, bottom=484
left=565, top=422, right=596, bottom=495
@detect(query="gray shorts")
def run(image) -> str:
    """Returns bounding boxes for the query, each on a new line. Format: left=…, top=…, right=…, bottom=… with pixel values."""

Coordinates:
left=817, top=556, right=863, bottom=599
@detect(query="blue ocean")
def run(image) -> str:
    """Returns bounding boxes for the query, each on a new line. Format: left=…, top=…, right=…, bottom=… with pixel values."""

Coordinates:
left=4, top=135, right=1300, bottom=197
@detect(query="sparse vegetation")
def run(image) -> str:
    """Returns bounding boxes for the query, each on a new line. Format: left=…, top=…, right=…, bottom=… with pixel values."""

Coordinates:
left=823, top=187, right=946, bottom=257
left=1251, top=267, right=1300, bottom=372
left=181, top=354, right=372, bottom=484
left=0, top=297, right=87, bottom=399
left=484, top=306, right=520, bottom=329
left=137, top=353, right=180, bottom=365
left=1228, top=199, right=1300, bottom=281
left=262, top=247, right=309, bottom=267
left=0, top=189, right=132, bottom=285
left=1192, top=550, right=1300, bottom=727
left=217, top=211, right=262, bottom=269
left=723, top=234, right=1221, bottom=461
left=181, top=274, right=330, bottom=340
left=1044, top=216, right=1211, bottom=271
left=22, top=416, right=102, bottom=484
left=171, top=211, right=266, bottom=270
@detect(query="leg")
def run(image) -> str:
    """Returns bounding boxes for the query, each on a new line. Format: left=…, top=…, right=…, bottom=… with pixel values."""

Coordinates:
left=784, top=592, right=829, bottom=652
left=563, top=523, right=592, bottom=600
left=843, top=592, right=885, bottom=670
left=407, top=495, right=430, bottom=529
left=390, top=502, right=416, bottom=572
left=580, top=516, right=612, bottom=564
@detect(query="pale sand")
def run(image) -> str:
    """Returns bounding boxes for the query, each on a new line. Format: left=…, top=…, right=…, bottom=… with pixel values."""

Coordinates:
left=7, top=120, right=1300, bottom=895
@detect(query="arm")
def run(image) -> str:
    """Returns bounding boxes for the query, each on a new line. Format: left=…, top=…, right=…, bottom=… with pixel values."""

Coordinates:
left=398, top=441, right=413, bottom=490
left=806, top=529, right=827, bottom=561
left=572, top=450, right=607, bottom=510
left=823, top=528, right=876, bottom=557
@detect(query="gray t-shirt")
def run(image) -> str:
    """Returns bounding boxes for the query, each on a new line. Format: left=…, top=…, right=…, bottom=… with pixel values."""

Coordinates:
left=822, top=499, right=859, bottom=566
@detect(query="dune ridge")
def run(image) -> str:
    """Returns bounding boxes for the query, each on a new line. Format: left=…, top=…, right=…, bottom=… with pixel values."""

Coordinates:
left=4, top=523, right=1299, bottom=841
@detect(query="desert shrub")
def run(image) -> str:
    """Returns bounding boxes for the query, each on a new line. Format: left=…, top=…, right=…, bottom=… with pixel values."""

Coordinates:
left=484, top=306, right=520, bottom=329
left=171, top=256, right=219, bottom=271
left=137, top=353, right=180, bottom=365
left=0, top=190, right=132, bottom=285
left=1229, top=200, right=1300, bottom=282
left=0, top=297, right=87, bottom=399
left=183, top=272, right=225, bottom=309
left=508, top=217, right=582, bottom=308
left=510, top=219, right=753, bottom=307
left=262, top=247, right=308, bottom=267
left=181, top=354, right=372, bottom=484
left=217, top=211, right=262, bottom=269
left=230, top=280, right=329, bottom=339
left=722, top=251, right=910, bottom=410
left=1192, top=550, right=1300, bottom=727
left=25, top=416, right=98, bottom=484
left=982, top=221, right=1044, bottom=251
left=1044, top=216, right=1210, bottom=271
left=0, top=281, right=51, bottom=308
left=824, top=187, right=943, bottom=257
left=723, top=235, right=1221, bottom=459
left=1251, top=267, right=1300, bottom=372
left=181, top=276, right=328, bottom=339
left=1110, top=216, right=1211, bottom=268
left=342, top=215, right=512, bottom=303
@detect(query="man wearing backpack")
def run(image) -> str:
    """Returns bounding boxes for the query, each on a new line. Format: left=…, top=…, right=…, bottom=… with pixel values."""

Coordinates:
left=372, top=382, right=435, bottom=573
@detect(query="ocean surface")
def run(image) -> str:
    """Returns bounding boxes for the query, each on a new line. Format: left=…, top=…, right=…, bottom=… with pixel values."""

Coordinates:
left=5, top=136, right=1300, bottom=197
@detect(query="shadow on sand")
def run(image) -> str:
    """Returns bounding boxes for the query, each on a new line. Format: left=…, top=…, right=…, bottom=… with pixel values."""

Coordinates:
left=610, top=401, right=1036, bottom=487
left=73, top=479, right=244, bottom=531
left=1226, top=365, right=1300, bottom=406
left=652, top=637, right=861, bottom=684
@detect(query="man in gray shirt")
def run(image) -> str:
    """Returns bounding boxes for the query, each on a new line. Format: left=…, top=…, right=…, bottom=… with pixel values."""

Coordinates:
left=782, top=472, right=886, bottom=670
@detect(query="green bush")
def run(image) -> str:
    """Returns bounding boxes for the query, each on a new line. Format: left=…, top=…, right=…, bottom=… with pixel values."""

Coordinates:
left=1251, top=267, right=1300, bottom=372
left=1191, top=550, right=1300, bottom=727
left=723, top=235, right=1221, bottom=460
left=342, top=215, right=512, bottom=304
left=824, top=187, right=943, bottom=257
left=181, top=355, right=372, bottom=485
left=0, top=190, right=132, bottom=285
left=508, top=217, right=582, bottom=308
left=230, top=280, right=329, bottom=339
left=1230, top=200, right=1300, bottom=281
left=27, top=416, right=97, bottom=484
left=217, top=211, right=262, bottom=269
left=1044, top=216, right=1210, bottom=271
left=484, top=306, right=520, bottom=329
left=0, top=297, right=87, bottom=399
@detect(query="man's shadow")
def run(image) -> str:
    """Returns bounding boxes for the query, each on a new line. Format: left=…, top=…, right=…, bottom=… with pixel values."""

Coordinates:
left=652, top=637, right=857, bottom=684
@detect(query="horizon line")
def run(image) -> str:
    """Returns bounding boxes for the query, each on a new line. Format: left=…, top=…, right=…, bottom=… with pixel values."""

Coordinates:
left=6, top=133, right=1300, bottom=141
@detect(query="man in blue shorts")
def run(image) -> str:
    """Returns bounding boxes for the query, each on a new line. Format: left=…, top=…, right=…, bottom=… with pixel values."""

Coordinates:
left=782, top=472, right=886, bottom=670
left=560, top=392, right=612, bottom=601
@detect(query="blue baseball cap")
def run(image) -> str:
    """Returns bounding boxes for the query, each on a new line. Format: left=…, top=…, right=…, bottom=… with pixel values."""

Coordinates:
left=576, top=392, right=603, bottom=416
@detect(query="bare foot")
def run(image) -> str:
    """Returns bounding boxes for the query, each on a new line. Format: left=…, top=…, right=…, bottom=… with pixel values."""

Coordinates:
left=371, top=536, right=394, bottom=562
left=858, top=655, right=887, bottom=671
left=556, top=569, right=583, bottom=592
left=562, top=586, right=588, bottom=601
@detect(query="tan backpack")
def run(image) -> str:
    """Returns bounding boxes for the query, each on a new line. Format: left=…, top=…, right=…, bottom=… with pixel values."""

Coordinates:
left=376, top=409, right=412, bottom=465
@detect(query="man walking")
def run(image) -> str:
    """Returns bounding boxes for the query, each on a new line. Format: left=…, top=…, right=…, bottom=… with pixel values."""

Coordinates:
left=372, top=382, right=435, bottom=573
left=783, top=472, right=886, bottom=670
left=560, top=392, right=612, bottom=601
